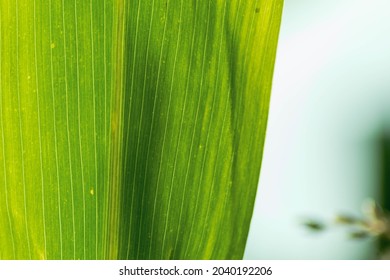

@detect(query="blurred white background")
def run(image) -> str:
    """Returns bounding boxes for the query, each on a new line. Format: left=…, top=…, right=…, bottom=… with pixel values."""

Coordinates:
left=245, top=0, right=390, bottom=259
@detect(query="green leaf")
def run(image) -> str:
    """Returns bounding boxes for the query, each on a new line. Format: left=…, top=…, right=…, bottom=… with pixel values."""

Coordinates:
left=0, top=0, right=283, bottom=260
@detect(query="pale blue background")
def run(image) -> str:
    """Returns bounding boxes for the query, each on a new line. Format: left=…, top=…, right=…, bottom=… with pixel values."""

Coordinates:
left=245, top=0, right=390, bottom=259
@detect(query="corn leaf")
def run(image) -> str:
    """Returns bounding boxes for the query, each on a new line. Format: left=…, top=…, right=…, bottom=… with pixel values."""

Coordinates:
left=0, top=0, right=283, bottom=259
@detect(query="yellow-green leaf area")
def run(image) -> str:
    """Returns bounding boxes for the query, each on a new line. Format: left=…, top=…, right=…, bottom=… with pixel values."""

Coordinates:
left=0, top=0, right=114, bottom=259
